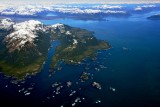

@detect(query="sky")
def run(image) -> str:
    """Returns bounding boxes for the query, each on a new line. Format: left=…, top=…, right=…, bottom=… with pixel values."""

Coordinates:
left=0, top=0, right=160, bottom=4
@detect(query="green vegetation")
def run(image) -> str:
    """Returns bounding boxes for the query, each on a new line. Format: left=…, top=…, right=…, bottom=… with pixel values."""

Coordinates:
left=0, top=24, right=110, bottom=80
left=0, top=30, right=50, bottom=79
left=0, top=57, right=45, bottom=80
left=51, top=26, right=111, bottom=68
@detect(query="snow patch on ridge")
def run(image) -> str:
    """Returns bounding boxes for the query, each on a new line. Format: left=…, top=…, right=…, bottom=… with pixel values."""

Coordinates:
left=1, top=19, right=67, bottom=52
left=0, top=18, right=15, bottom=30
left=73, top=39, right=78, bottom=45
left=51, top=23, right=65, bottom=33
left=4, top=20, right=45, bottom=52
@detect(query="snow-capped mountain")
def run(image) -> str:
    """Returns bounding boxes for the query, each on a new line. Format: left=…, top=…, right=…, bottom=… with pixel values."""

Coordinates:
left=0, top=18, right=67, bottom=53
left=0, top=18, right=110, bottom=79
left=51, top=5, right=127, bottom=15
left=3, top=20, right=46, bottom=52
left=0, top=5, right=52, bottom=16
left=0, top=4, right=159, bottom=22
left=0, top=18, right=15, bottom=30
left=0, top=4, right=129, bottom=16
left=134, top=5, right=156, bottom=11
left=0, top=18, right=68, bottom=68
left=0, top=4, right=159, bottom=20
left=51, top=23, right=65, bottom=33
left=94, top=5, right=123, bottom=9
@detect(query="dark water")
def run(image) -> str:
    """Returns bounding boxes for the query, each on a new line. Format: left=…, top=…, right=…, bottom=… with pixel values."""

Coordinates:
left=0, top=16, right=160, bottom=107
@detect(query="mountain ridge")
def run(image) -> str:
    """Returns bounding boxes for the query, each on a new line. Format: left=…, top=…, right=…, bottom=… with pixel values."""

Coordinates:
left=0, top=18, right=110, bottom=80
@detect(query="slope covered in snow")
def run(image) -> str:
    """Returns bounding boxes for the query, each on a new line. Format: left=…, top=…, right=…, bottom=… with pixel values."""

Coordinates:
left=0, top=18, right=15, bottom=30
left=0, top=4, right=130, bottom=16
left=0, top=18, right=110, bottom=79
left=51, top=23, right=65, bottom=33
left=0, top=4, right=159, bottom=16
left=1, top=18, right=68, bottom=53
left=0, top=5, right=52, bottom=16
left=3, top=20, right=45, bottom=52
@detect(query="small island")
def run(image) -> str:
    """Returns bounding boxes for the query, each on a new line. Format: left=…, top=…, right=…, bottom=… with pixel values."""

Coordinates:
left=147, top=14, right=160, bottom=20
left=0, top=18, right=111, bottom=80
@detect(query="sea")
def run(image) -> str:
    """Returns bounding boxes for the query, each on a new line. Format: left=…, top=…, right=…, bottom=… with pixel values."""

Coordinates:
left=0, top=12, right=160, bottom=107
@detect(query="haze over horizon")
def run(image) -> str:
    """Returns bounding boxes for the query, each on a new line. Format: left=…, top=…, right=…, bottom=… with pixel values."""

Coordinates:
left=0, top=0, right=160, bottom=5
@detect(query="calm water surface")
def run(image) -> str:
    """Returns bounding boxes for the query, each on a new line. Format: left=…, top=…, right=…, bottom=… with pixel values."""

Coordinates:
left=0, top=16, right=160, bottom=107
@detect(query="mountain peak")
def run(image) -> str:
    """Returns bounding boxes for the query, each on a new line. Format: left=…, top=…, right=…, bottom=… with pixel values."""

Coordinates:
left=0, top=18, right=15, bottom=30
left=3, top=19, right=46, bottom=52
left=51, top=23, right=65, bottom=33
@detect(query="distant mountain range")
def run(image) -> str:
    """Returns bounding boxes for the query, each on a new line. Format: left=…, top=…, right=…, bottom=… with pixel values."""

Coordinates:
left=0, top=4, right=160, bottom=20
